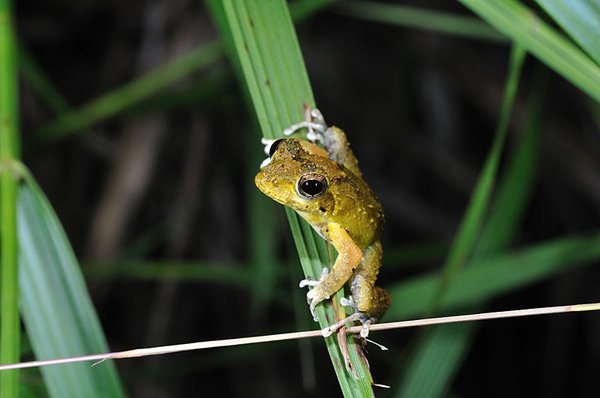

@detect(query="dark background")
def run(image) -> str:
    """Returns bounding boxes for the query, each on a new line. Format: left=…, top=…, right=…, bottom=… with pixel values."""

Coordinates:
left=16, top=0, right=600, bottom=396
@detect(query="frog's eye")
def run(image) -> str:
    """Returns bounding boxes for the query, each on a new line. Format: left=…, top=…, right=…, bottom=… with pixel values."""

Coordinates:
left=269, top=139, right=285, bottom=158
left=297, top=173, right=328, bottom=199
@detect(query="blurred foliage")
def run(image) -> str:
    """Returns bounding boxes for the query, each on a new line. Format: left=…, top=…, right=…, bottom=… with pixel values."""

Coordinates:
left=5, top=0, right=600, bottom=397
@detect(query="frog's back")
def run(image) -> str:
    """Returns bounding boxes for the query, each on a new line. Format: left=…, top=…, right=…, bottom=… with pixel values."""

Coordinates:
left=327, top=168, right=384, bottom=249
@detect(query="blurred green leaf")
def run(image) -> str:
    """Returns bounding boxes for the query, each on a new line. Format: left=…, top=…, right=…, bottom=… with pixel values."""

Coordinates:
left=18, top=173, right=125, bottom=398
left=459, top=0, right=600, bottom=104
left=536, top=0, right=600, bottom=65
left=396, top=45, right=526, bottom=397
left=428, top=45, right=526, bottom=313
left=38, top=42, right=224, bottom=142
left=388, top=233, right=600, bottom=320
left=396, top=52, right=550, bottom=397
left=338, top=0, right=506, bottom=42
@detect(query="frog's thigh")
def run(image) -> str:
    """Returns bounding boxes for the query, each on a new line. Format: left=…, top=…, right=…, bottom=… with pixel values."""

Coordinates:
left=350, top=241, right=388, bottom=316
left=312, top=223, right=362, bottom=302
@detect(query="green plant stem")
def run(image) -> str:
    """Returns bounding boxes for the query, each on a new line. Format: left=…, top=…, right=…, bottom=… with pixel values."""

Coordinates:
left=0, top=0, right=21, bottom=396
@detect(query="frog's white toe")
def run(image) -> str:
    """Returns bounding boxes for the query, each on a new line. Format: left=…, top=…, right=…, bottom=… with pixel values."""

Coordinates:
left=260, top=157, right=272, bottom=168
left=299, top=278, right=319, bottom=288
left=261, top=137, right=276, bottom=154
left=283, top=107, right=328, bottom=141
left=309, top=108, right=325, bottom=124
left=259, top=137, right=278, bottom=168
left=321, top=312, right=362, bottom=337
left=320, top=296, right=375, bottom=337
left=340, top=296, right=354, bottom=307
left=359, top=319, right=372, bottom=338
left=283, top=121, right=326, bottom=137
left=299, top=267, right=328, bottom=288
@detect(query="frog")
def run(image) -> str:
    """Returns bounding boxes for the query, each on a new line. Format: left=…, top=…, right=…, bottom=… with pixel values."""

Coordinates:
left=255, top=108, right=390, bottom=337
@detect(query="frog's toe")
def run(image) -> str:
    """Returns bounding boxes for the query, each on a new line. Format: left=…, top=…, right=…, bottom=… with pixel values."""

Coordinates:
left=259, top=157, right=272, bottom=168
left=321, top=312, right=375, bottom=338
left=359, top=318, right=373, bottom=338
left=299, top=278, right=319, bottom=288
left=304, top=290, right=320, bottom=321
left=306, top=130, right=324, bottom=143
left=340, top=296, right=354, bottom=308
left=299, top=267, right=329, bottom=288
left=309, top=108, right=325, bottom=124
left=283, top=121, right=326, bottom=137
left=321, top=312, right=361, bottom=337
left=283, top=108, right=328, bottom=139
left=309, top=299, right=318, bottom=322
left=299, top=268, right=330, bottom=322
left=320, top=296, right=376, bottom=337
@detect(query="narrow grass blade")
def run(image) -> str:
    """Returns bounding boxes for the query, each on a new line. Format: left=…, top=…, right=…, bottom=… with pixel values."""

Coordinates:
left=388, top=233, right=600, bottom=320
left=337, top=0, right=506, bottom=43
left=33, top=0, right=330, bottom=144
left=0, top=0, right=22, bottom=395
left=429, top=45, right=526, bottom=310
left=37, top=42, right=223, bottom=142
left=459, top=0, right=600, bottom=104
left=536, top=0, right=600, bottom=65
left=208, top=0, right=376, bottom=396
left=19, top=45, right=71, bottom=116
left=396, top=45, right=526, bottom=397
left=18, top=172, right=125, bottom=398
left=471, top=69, right=546, bottom=258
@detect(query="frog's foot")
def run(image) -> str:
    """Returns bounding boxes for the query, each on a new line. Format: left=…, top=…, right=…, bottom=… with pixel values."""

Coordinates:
left=284, top=108, right=328, bottom=144
left=321, top=296, right=375, bottom=338
left=299, top=267, right=329, bottom=321
left=261, top=137, right=277, bottom=155
left=259, top=137, right=278, bottom=168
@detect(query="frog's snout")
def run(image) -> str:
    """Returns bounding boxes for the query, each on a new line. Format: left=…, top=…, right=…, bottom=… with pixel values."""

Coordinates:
left=254, top=170, right=267, bottom=193
left=254, top=168, right=294, bottom=206
left=254, top=169, right=277, bottom=195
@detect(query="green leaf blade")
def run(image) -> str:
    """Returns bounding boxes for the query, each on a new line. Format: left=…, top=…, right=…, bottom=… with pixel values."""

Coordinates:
left=536, top=0, right=600, bottom=65
left=208, top=0, right=375, bottom=395
left=18, top=179, right=125, bottom=398
left=459, top=0, right=600, bottom=104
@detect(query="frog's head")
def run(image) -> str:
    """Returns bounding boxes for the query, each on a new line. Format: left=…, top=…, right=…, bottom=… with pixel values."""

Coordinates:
left=255, top=138, right=335, bottom=215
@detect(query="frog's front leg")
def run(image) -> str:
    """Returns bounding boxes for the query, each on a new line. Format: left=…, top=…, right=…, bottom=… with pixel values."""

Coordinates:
left=284, top=108, right=327, bottom=143
left=285, top=109, right=362, bottom=178
left=303, top=222, right=362, bottom=320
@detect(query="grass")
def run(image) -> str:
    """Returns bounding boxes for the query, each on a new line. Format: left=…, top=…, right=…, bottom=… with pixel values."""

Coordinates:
left=2, top=0, right=600, bottom=396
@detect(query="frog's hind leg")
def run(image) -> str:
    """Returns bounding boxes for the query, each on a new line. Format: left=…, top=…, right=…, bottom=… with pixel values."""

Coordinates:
left=321, top=241, right=390, bottom=338
left=350, top=241, right=390, bottom=322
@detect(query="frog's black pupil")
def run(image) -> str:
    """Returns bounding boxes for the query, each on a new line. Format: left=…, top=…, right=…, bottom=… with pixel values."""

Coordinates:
left=297, top=173, right=327, bottom=199
left=301, top=180, right=323, bottom=196
left=269, top=139, right=284, bottom=157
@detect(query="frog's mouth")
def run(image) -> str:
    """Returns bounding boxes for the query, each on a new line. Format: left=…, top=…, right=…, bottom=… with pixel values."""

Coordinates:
left=254, top=170, right=295, bottom=206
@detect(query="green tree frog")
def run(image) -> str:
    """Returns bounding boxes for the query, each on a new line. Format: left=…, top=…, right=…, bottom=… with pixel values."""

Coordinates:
left=255, top=109, right=390, bottom=337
